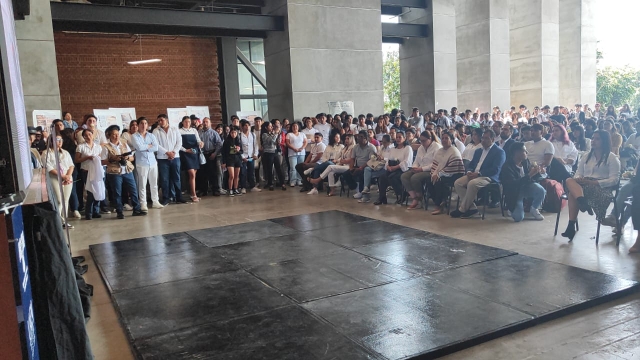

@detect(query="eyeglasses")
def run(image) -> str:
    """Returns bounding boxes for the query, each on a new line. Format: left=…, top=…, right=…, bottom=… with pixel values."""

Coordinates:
left=56, top=138, right=63, bottom=142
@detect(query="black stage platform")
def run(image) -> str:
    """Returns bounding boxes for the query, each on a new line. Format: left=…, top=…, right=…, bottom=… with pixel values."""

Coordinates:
left=90, top=210, right=639, bottom=360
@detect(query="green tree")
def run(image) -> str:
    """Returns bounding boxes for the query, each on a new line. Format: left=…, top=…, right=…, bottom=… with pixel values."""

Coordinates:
left=596, top=66, right=640, bottom=108
left=383, top=51, right=400, bottom=113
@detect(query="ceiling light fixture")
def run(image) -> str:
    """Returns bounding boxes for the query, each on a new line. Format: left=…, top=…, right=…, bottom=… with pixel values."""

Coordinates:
left=128, top=34, right=162, bottom=65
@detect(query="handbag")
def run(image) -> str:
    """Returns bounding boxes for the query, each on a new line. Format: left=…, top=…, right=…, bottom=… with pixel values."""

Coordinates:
left=366, top=155, right=385, bottom=171
left=199, top=150, right=207, bottom=165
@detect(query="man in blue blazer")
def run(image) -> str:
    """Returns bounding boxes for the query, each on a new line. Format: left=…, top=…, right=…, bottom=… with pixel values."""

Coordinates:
left=451, top=129, right=506, bottom=219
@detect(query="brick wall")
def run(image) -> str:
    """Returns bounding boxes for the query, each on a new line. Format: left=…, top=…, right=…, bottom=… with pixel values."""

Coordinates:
left=54, top=33, right=222, bottom=126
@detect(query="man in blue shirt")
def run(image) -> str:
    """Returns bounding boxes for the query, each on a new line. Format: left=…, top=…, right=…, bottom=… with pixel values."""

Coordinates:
left=198, top=117, right=223, bottom=196
left=131, top=117, right=163, bottom=210
left=62, top=112, right=78, bottom=130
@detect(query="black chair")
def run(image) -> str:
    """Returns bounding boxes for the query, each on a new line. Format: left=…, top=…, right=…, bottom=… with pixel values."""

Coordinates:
left=454, top=181, right=504, bottom=219
left=423, top=181, right=456, bottom=214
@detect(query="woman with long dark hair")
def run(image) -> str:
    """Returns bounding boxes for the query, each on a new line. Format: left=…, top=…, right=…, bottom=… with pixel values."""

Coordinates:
left=260, top=121, right=286, bottom=191
left=179, top=116, right=204, bottom=202
left=571, top=125, right=591, bottom=156
left=603, top=119, right=623, bottom=155
left=561, top=130, right=621, bottom=241
left=605, top=105, right=617, bottom=119
left=221, top=126, right=243, bottom=196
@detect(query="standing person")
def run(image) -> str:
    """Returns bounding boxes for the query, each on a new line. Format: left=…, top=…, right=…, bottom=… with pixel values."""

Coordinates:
left=239, top=119, right=260, bottom=193
left=423, top=132, right=465, bottom=214
left=132, top=117, right=163, bottom=210
left=60, top=128, right=81, bottom=219
left=253, top=117, right=264, bottom=186
left=179, top=116, right=204, bottom=202
left=197, top=117, right=223, bottom=196
left=260, top=121, right=286, bottom=191
left=561, top=130, right=621, bottom=240
left=286, top=122, right=307, bottom=187
left=62, top=112, right=78, bottom=130
left=221, top=126, right=243, bottom=196
left=75, top=129, right=105, bottom=220
left=500, top=142, right=546, bottom=222
left=153, top=114, right=186, bottom=205
left=314, top=113, right=332, bottom=145
left=42, top=134, right=75, bottom=228
left=121, top=120, right=138, bottom=149
left=76, top=114, right=107, bottom=145
left=373, top=132, right=413, bottom=205
left=101, top=125, right=145, bottom=219
left=301, top=117, right=316, bottom=153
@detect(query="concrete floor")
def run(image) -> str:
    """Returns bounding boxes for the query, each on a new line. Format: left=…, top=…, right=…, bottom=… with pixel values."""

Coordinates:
left=71, top=189, right=640, bottom=360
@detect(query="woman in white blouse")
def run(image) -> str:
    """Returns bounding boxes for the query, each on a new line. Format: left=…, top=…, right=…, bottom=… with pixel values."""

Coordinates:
left=76, top=129, right=104, bottom=220
left=43, top=134, right=75, bottom=229
left=561, top=130, right=621, bottom=241
left=374, top=131, right=414, bottom=205
left=309, top=134, right=354, bottom=196
left=551, top=124, right=579, bottom=173
left=461, top=128, right=483, bottom=170
left=179, top=116, right=204, bottom=202
left=306, top=131, right=344, bottom=194
left=401, top=130, right=442, bottom=209
left=286, top=122, right=307, bottom=187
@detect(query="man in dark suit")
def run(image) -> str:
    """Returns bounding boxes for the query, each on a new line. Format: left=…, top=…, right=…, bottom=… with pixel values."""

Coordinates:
left=451, top=129, right=506, bottom=219
left=496, top=122, right=516, bottom=154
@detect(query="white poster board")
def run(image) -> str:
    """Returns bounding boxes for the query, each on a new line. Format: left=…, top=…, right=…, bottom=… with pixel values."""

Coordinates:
left=328, top=101, right=355, bottom=116
left=93, top=109, right=122, bottom=132
left=186, top=106, right=210, bottom=120
left=167, top=108, right=188, bottom=127
left=32, top=110, right=61, bottom=128
left=236, top=111, right=261, bottom=126
left=109, top=108, right=137, bottom=127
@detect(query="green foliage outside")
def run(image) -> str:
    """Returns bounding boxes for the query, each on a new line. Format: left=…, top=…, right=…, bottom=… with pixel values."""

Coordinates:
left=383, top=51, right=400, bottom=113
left=597, top=66, right=640, bottom=108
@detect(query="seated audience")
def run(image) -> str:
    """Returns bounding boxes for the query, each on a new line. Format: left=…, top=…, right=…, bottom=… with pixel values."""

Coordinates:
left=359, top=134, right=395, bottom=202
left=424, top=132, right=465, bottom=214
left=451, top=130, right=506, bottom=219
left=310, top=134, right=355, bottom=196
left=500, top=142, right=546, bottom=222
left=306, top=132, right=344, bottom=195
left=296, top=133, right=325, bottom=192
left=550, top=124, right=579, bottom=174
left=403, top=130, right=442, bottom=209
left=561, top=130, right=621, bottom=241
left=374, top=132, right=413, bottom=205
left=344, top=131, right=377, bottom=198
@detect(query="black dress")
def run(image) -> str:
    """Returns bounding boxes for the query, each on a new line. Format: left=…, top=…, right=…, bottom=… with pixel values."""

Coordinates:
left=180, top=132, right=200, bottom=170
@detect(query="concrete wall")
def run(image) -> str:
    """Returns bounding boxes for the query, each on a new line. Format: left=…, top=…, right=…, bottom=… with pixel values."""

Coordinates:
left=14, top=0, right=61, bottom=119
left=509, top=0, right=559, bottom=107
left=559, top=0, right=596, bottom=107
left=455, top=0, right=510, bottom=113
left=400, top=0, right=457, bottom=112
left=264, top=0, right=384, bottom=120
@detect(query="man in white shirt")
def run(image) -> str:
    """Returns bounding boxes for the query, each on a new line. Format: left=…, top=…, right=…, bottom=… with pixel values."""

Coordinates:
left=437, top=109, right=452, bottom=128
left=450, top=107, right=464, bottom=124
left=240, top=119, right=260, bottom=193
left=76, top=115, right=108, bottom=145
left=355, top=115, right=371, bottom=132
left=295, top=133, right=326, bottom=192
left=525, top=123, right=569, bottom=181
left=538, top=105, right=550, bottom=123
left=153, top=114, right=186, bottom=205
left=408, top=107, right=424, bottom=132
left=314, top=113, right=332, bottom=145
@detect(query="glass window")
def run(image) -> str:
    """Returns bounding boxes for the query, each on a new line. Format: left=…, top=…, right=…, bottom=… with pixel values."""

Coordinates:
left=238, top=63, right=253, bottom=95
left=241, top=99, right=255, bottom=112
left=237, top=40, right=251, bottom=60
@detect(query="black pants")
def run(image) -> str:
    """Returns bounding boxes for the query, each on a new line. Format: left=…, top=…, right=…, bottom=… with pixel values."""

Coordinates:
left=196, top=153, right=219, bottom=194
left=377, top=170, right=403, bottom=202
left=632, top=184, right=640, bottom=230
left=295, top=162, right=315, bottom=189
left=343, top=168, right=365, bottom=192
left=548, top=157, right=572, bottom=182
left=262, top=152, right=284, bottom=187
left=427, top=174, right=462, bottom=206
left=241, top=159, right=256, bottom=189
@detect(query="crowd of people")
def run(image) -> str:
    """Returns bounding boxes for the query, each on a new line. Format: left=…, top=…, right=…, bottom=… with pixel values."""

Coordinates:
left=29, top=103, right=640, bottom=253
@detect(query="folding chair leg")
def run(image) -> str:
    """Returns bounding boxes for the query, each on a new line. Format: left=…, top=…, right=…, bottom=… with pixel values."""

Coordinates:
left=614, top=201, right=622, bottom=246
left=596, top=221, right=601, bottom=245
left=554, top=210, right=561, bottom=236
left=576, top=219, right=579, bottom=231
left=482, top=197, right=488, bottom=220
left=448, top=185, right=455, bottom=215
left=423, top=185, right=429, bottom=211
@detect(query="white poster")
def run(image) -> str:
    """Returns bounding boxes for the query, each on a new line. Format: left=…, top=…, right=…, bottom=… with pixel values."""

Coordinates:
left=32, top=110, right=61, bottom=128
left=109, top=108, right=137, bottom=127
left=236, top=111, right=261, bottom=126
left=328, top=101, right=355, bottom=116
left=186, top=106, right=210, bottom=120
left=167, top=108, right=188, bottom=127
left=93, top=109, right=121, bottom=132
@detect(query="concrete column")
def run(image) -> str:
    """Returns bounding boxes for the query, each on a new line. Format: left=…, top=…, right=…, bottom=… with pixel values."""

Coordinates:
left=559, top=0, right=596, bottom=106
left=509, top=0, right=559, bottom=107
left=455, top=0, right=510, bottom=113
left=400, top=0, right=457, bottom=112
left=14, top=0, right=61, bottom=117
left=264, top=0, right=383, bottom=120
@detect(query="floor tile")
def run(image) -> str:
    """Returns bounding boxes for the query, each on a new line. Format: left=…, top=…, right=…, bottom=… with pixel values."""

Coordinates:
left=428, top=255, right=639, bottom=316
left=89, top=232, right=203, bottom=265
left=303, top=220, right=427, bottom=248
left=354, top=237, right=515, bottom=274
left=99, top=247, right=239, bottom=292
left=186, top=220, right=298, bottom=247
left=113, top=270, right=293, bottom=339
left=215, top=232, right=345, bottom=268
left=303, top=277, right=531, bottom=360
left=269, top=210, right=375, bottom=232
left=134, top=306, right=380, bottom=360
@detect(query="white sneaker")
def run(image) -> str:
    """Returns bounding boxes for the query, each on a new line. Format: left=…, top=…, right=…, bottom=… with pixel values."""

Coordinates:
left=531, top=208, right=545, bottom=221
left=353, top=192, right=362, bottom=199
left=219, top=189, right=228, bottom=195
left=141, top=205, right=149, bottom=212
left=307, top=188, right=318, bottom=195
left=358, top=197, right=370, bottom=203
left=70, top=210, right=82, bottom=219
left=241, top=188, right=247, bottom=194
left=151, top=202, right=164, bottom=209
left=362, top=186, right=370, bottom=194
left=506, top=210, right=512, bottom=218
left=251, top=187, right=262, bottom=192
left=123, top=204, right=133, bottom=211
left=304, top=168, right=313, bottom=175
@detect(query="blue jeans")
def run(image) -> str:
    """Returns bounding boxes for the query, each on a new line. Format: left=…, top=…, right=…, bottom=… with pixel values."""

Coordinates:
left=364, top=167, right=386, bottom=188
left=241, top=159, right=256, bottom=189
left=107, top=172, right=141, bottom=214
left=288, top=155, right=305, bottom=185
left=512, top=182, right=546, bottom=222
left=69, top=166, right=79, bottom=211
left=158, top=158, right=182, bottom=203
